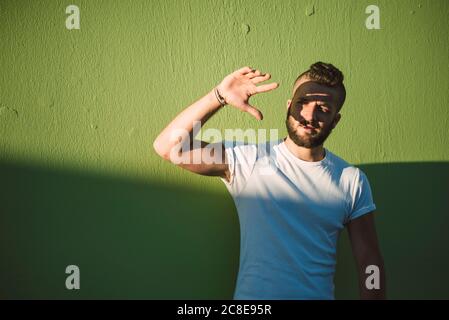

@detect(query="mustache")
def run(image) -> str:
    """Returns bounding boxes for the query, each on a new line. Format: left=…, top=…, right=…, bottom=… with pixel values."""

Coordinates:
left=296, top=116, right=319, bottom=129
left=298, top=119, right=318, bottom=128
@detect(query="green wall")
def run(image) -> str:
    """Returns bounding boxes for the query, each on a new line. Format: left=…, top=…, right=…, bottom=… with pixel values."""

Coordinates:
left=1, top=0, right=448, bottom=299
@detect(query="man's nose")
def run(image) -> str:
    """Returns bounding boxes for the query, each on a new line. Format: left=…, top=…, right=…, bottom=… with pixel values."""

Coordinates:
left=300, top=104, right=318, bottom=122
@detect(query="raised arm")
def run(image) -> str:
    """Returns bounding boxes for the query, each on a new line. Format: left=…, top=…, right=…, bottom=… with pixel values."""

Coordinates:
left=152, top=66, right=279, bottom=181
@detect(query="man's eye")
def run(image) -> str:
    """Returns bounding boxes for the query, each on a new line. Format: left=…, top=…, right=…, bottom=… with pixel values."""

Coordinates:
left=318, top=105, right=329, bottom=112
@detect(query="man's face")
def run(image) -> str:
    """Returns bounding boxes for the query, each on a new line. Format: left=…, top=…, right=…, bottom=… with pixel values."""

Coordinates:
left=285, top=79, right=342, bottom=148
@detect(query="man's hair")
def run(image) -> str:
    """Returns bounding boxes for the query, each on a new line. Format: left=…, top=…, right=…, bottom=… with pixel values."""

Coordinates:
left=294, top=61, right=346, bottom=111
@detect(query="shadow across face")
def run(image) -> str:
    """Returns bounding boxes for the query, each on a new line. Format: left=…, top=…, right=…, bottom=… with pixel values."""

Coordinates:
left=291, top=81, right=344, bottom=115
left=286, top=81, right=342, bottom=148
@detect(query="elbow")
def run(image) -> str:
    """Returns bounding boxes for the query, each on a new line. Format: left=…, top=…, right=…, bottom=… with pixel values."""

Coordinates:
left=153, top=138, right=170, bottom=161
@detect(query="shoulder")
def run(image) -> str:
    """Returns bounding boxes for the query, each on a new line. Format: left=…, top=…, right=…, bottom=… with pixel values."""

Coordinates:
left=223, top=140, right=258, bottom=152
left=222, top=140, right=259, bottom=167
left=257, top=139, right=283, bottom=156
left=325, top=150, right=367, bottom=186
left=326, top=149, right=350, bottom=168
left=224, top=139, right=283, bottom=160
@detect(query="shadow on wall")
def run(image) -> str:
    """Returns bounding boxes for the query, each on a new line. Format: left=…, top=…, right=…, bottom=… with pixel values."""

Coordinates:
left=0, top=160, right=448, bottom=299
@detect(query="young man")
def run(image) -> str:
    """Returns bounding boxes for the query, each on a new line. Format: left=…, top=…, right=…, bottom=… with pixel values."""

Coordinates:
left=153, top=62, right=386, bottom=299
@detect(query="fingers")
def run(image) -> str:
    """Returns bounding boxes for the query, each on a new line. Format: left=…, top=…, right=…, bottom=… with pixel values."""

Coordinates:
left=236, top=66, right=264, bottom=78
left=246, top=69, right=262, bottom=79
left=255, top=82, right=279, bottom=94
left=236, top=66, right=254, bottom=75
left=236, top=67, right=276, bottom=87
left=251, top=73, right=271, bottom=84
left=242, top=103, right=263, bottom=121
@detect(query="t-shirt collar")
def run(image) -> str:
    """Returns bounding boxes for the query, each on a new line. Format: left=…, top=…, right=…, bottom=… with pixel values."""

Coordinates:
left=278, top=139, right=329, bottom=167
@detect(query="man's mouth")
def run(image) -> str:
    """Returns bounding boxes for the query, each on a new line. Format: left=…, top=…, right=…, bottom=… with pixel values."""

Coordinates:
left=299, top=124, right=317, bottom=132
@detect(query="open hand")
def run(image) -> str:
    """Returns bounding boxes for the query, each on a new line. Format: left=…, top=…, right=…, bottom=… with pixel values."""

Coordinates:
left=217, top=66, right=279, bottom=120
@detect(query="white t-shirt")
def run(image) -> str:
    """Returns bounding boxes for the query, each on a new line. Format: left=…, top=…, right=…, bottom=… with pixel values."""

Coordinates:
left=220, top=138, right=376, bottom=300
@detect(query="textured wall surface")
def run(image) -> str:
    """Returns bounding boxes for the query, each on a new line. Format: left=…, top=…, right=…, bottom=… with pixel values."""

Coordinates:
left=0, top=0, right=448, bottom=299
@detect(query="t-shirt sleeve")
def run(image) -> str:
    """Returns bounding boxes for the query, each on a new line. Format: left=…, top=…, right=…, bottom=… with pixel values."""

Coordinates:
left=219, top=140, right=258, bottom=196
left=346, top=168, right=377, bottom=223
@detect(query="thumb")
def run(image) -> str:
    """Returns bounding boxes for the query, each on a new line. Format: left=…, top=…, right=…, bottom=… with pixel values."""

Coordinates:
left=242, top=103, right=263, bottom=121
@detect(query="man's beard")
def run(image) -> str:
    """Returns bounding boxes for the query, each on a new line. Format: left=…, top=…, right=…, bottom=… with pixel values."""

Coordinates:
left=285, top=109, right=334, bottom=149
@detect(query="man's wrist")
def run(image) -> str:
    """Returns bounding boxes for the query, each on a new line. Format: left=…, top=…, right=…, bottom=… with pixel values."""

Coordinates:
left=214, top=86, right=227, bottom=107
left=205, top=89, right=225, bottom=112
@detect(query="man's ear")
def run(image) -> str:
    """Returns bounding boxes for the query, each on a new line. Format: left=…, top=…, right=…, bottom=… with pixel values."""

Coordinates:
left=286, top=99, right=292, bottom=110
left=331, top=113, right=341, bottom=129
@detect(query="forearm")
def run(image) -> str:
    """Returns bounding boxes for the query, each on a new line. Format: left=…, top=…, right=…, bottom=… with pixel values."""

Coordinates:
left=153, top=88, right=222, bottom=158
left=358, top=256, right=386, bottom=299
left=153, top=66, right=278, bottom=160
